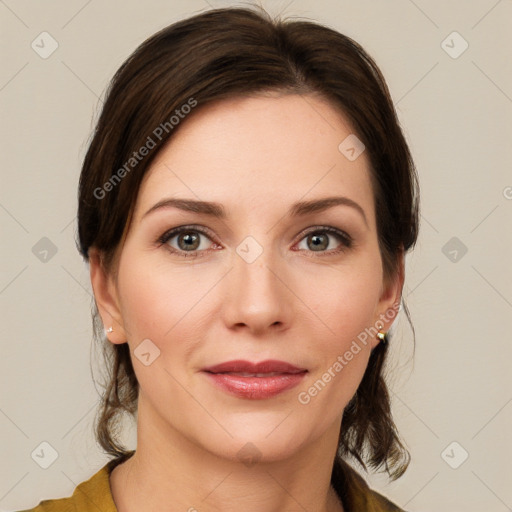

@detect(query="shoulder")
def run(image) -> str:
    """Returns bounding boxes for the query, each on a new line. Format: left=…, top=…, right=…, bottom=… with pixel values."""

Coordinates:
left=17, top=496, right=76, bottom=512
left=366, top=488, right=406, bottom=512
left=15, top=455, right=131, bottom=512
left=332, top=458, right=406, bottom=512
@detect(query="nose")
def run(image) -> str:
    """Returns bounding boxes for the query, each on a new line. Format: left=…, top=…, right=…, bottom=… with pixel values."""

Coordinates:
left=221, top=246, right=293, bottom=336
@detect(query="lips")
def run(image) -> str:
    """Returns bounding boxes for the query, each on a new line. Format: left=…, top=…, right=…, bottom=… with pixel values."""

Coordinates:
left=202, top=359, right=307, bottom=400
left=203, top=359, right=306, bottom=375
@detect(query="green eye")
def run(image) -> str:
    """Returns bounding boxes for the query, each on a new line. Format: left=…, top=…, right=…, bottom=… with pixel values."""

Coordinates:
left=296, top=227, right=352, bottom=255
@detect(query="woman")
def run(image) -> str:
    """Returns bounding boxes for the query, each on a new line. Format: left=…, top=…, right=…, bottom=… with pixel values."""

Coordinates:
left=21, top=6, right=419, bottom=512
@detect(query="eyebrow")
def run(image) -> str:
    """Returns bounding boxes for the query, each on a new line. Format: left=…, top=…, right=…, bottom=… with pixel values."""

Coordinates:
left=142, top=196, right=368, bottom=227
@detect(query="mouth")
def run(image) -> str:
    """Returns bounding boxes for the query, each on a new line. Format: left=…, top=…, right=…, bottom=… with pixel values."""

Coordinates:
left=214, top=371, right=295, bottom=377
left=203, top=359, right=306, bottom=374
left=202, top=360, right=308, bottom=400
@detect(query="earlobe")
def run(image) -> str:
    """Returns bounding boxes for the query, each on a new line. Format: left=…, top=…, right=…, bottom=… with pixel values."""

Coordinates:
left=88, top=248, right=127, bottom=344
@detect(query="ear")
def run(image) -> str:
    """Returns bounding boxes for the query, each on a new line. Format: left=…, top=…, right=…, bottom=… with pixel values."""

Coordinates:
left=369, top=248, right=405, bottom=349
left=88, top=247, right=128, bottom=344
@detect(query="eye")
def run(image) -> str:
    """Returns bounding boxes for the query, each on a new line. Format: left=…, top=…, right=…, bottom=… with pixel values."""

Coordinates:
left=294, top=226, right=352, bottom=255
left=157, top=224, right=353, bottom=259
left=157, top=225, right=219, bottom=258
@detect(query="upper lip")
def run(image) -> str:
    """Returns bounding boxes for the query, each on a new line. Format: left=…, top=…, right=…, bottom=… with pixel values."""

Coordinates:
left=203, top=359, right=307, bottom=374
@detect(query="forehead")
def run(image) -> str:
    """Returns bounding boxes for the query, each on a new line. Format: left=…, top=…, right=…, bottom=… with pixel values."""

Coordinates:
left=133, top=93, right=375, bottom=225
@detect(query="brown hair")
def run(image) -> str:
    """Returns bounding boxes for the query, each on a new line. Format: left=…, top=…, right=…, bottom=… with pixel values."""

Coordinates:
left=77, top=6, right=419, bottom=481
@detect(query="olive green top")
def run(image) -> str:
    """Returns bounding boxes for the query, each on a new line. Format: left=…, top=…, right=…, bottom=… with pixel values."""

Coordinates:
left=19, top=451, right=405, bottom=512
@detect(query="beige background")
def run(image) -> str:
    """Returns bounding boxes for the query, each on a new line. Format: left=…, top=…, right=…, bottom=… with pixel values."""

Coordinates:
left=1, top=0, right=511, bottom=510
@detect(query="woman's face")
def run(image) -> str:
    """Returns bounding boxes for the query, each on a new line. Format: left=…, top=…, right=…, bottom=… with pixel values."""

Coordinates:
left=91, top=93, right=402, bottom=463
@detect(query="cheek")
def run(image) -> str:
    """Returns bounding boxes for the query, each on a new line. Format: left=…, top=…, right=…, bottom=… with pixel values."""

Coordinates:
left=301, top=257, right=382, bottom=345
left=114, top=253, right=229, bottom=413
left=294, top=259, right=382, bottom=407
left=117, top=274, right=164, bottom=343
left=115, top=256, right=210, bottom=406
left=116, top=251, right=214, bottom=344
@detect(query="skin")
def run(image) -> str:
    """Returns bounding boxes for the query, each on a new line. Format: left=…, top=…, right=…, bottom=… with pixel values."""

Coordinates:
left=89, top=92, right=404, bottom=512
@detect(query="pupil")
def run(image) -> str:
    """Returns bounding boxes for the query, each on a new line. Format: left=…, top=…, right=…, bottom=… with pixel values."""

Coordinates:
left=310, top=234, right=327, bottom=251
left=180, top=232, right=199, bottom=250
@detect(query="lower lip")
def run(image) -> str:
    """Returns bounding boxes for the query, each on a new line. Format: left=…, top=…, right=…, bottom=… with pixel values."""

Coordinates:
left=203, top=372, right=307, bottom=399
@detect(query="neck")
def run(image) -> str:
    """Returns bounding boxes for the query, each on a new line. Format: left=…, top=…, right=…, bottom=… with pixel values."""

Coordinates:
left=110, top=397, right=344, bottom=512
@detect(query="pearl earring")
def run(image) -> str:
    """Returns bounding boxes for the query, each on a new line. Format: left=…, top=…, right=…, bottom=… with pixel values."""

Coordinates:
left=106, top=326, right=113, bottom=333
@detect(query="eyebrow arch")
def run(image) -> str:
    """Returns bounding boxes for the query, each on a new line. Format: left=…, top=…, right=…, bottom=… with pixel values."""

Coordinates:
left=142, top=196, right=368, bottom=227
left=290, top=197, right=368, bottom=227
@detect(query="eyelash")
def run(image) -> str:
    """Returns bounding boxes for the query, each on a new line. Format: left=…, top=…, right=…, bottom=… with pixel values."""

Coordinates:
left=156, top=224, right=353, bottom=259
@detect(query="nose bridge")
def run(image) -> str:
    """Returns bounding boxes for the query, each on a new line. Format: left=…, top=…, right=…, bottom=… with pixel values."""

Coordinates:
left=223, top=235, right=291, bottom=331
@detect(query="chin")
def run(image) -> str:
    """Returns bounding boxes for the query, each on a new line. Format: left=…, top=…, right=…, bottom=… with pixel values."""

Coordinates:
left=195, top=415, right=318, bottom=464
